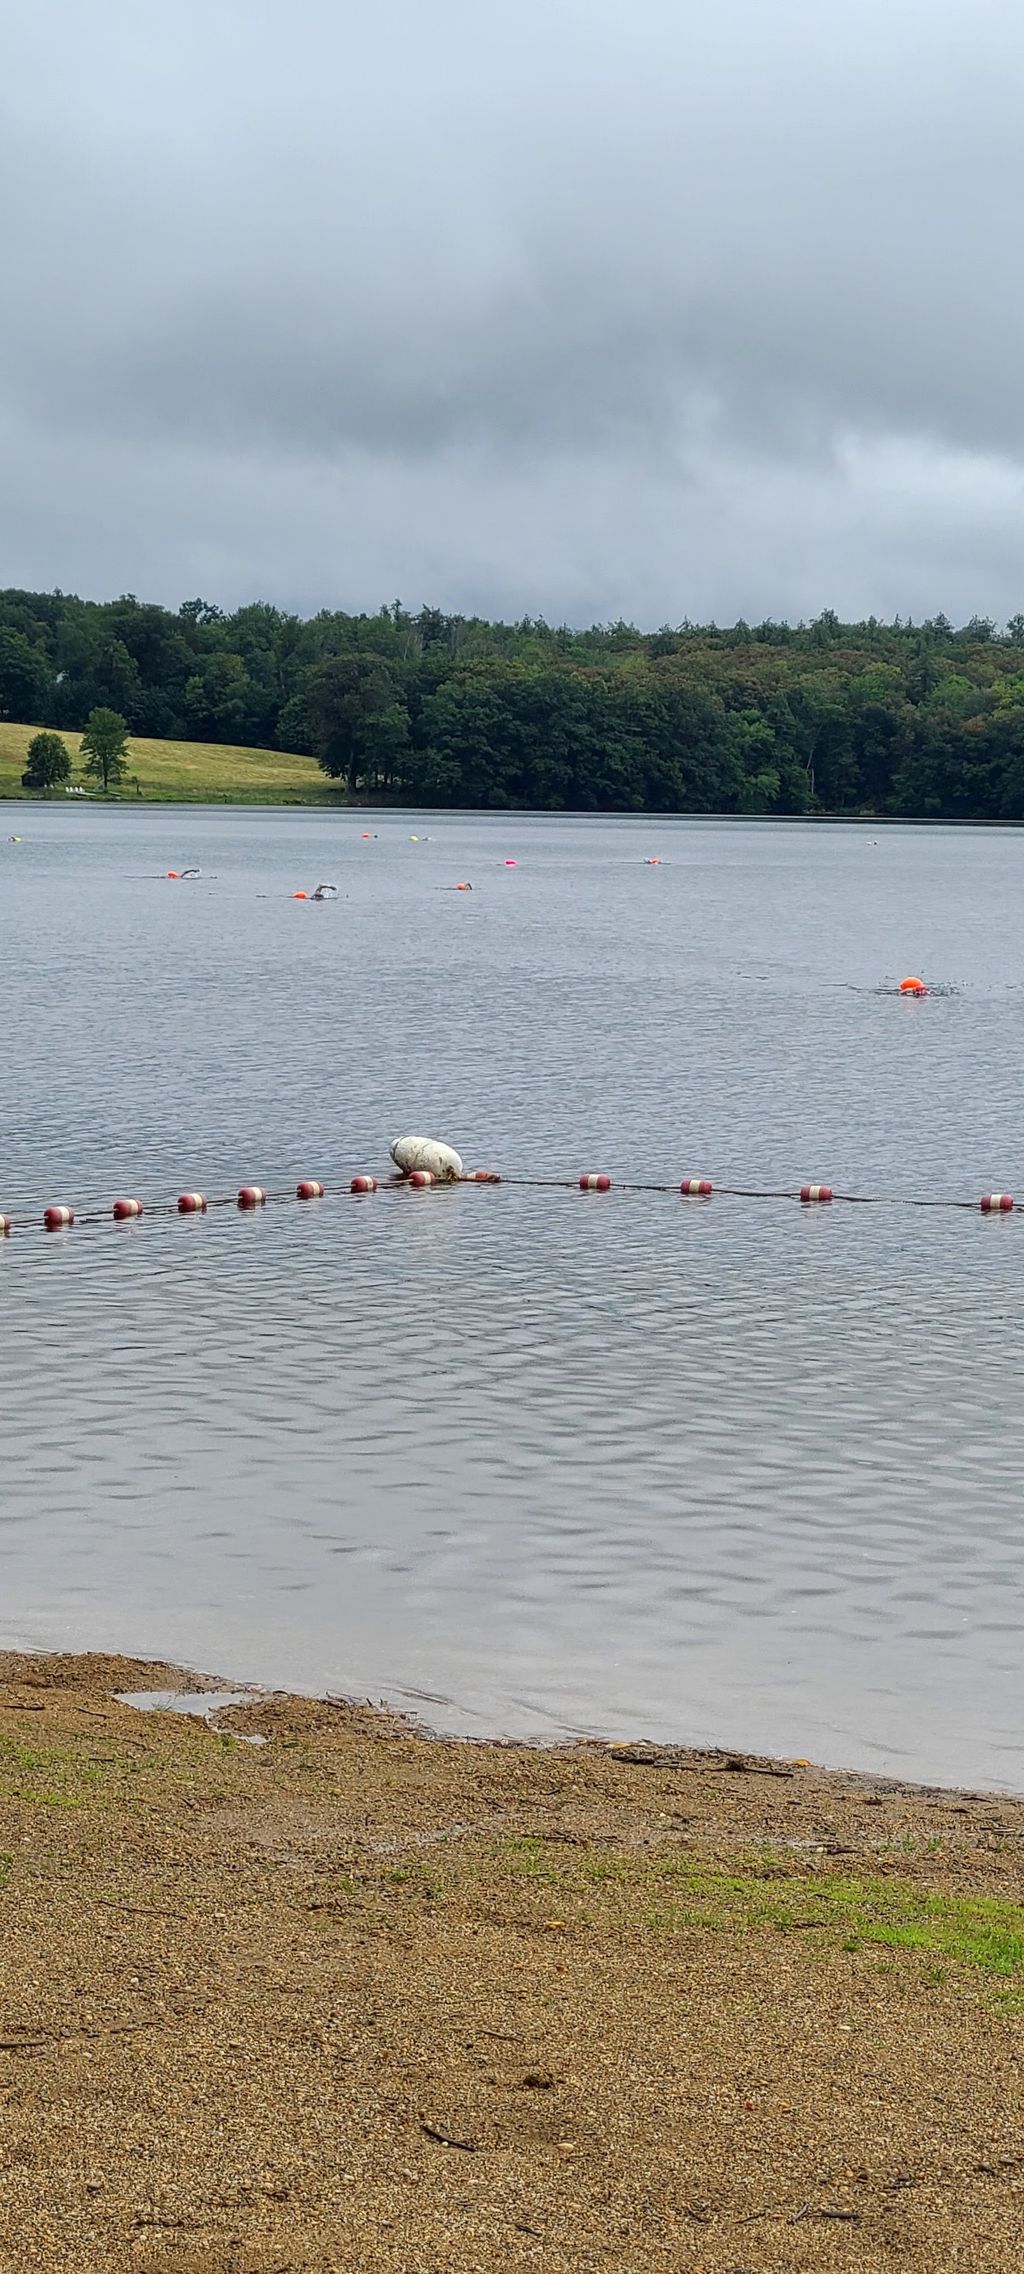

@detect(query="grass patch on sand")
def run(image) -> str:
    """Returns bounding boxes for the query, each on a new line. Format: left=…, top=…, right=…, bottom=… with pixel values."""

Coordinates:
left=0, top=720, right=335, bottom=805
left=5, top=1714, right=1022, bottom=1991
left=474, top=1837, right=1024, bottom=1984
left=0, top=1731, right=146, bottom=1812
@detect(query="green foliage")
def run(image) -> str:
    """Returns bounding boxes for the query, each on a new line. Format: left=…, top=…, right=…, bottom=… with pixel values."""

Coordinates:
left=21, top=730, right=71, bottom=792
left=4, top=586, right=1024, bottom=813
left=307, top=654, right=409, bottom=792
left=80, top=705, right=129, bottom=793
left=0, top=627, right=52, bottom=723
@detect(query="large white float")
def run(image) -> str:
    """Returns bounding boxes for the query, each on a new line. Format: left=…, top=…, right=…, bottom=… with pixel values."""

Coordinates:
left=390, top=1135, right=464, bottom=1182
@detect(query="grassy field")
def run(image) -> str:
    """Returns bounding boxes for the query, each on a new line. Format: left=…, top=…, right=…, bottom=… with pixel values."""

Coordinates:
left=0, top=720, right=336, bottom=805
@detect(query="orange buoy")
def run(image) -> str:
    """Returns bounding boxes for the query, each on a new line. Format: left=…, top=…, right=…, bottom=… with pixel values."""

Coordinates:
left=292, top=891, right=308, bottom=900
left=455, top=881, right=473, bottom=891
left=899, top=976, right=927, bottom=996
left=167, top=870, right=179, bottom=879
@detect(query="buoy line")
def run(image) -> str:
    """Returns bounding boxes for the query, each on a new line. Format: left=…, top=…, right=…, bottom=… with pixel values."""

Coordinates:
left=0, top=1169, right=1018, bottom=1240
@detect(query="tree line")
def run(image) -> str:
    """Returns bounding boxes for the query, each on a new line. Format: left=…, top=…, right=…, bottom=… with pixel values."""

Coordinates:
left=7, top=585, right=1024, bottom=814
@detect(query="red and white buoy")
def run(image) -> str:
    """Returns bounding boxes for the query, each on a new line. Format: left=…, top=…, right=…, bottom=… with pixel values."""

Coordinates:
left=112, top=1198, right=143, bottom=1221
left=800, top=1184, right=833, bottom=1204
left=579, top=1174, right=612, bottom=1192
left=467, top=1169, right=502, bottom=1182
left=351, top=1175, right=378, bottom=1194
left=680, top=1178, right=714, bottom=1197
left=0, top=1215, right=10, bottom=1238
left=177, top=1192, right=207, bottom=1214
left=980, top=1193, right=1014, bottom=1213
left=296, top=1179, right=324, bottom=1200
left=44, top=1205, right=74, bottom=1231
left=237, top=1186, right=267, bottom=1209
left=407, top=1169, right=435, bottom=1188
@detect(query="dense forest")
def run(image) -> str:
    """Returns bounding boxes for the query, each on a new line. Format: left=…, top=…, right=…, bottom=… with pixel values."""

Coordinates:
left=5, top=586, right=1024, bottom=815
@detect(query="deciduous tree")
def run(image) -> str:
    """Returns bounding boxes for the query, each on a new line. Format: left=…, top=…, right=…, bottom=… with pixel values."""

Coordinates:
left=21, top=731, right=71, bottom=792
left=80, top=707, right=129, bottom=794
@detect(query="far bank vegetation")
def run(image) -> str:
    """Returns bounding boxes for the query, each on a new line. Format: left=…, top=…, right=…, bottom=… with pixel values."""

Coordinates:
left=5, top=589, right=1024, bottom=815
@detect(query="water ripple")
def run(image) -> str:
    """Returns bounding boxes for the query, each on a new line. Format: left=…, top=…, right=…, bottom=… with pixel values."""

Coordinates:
left=2, top=809, right=1024, bottom=1785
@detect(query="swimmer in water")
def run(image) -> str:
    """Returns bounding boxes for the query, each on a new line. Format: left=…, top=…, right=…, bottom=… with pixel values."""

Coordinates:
left=311, top=882, right=338, bottom=900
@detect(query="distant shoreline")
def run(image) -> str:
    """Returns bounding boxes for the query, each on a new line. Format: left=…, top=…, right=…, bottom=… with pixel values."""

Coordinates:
left=4, top=719, right=1024, bottom=821
left=4, top=792, right=1024, bottom=826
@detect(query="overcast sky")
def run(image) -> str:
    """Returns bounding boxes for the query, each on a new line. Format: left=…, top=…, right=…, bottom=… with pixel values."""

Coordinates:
left=2, top=0, right=1023, bottom=626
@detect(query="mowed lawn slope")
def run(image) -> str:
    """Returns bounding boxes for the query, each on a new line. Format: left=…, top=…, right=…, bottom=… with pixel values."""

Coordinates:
left=0, top=721, right=334, bottom=804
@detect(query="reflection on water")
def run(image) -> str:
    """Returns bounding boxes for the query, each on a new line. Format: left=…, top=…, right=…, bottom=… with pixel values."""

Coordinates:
left=2, top=806, right=1024, bottom=1788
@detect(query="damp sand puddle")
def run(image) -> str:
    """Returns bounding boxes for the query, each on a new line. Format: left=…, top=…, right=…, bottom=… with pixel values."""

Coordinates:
left=118, top=1686, right=269, bottom=1743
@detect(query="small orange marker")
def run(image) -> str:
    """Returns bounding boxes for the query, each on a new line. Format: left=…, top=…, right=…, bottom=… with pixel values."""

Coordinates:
left=899, top=976, right=926, bottom=995
left=292, top=890, right=307, bottom=899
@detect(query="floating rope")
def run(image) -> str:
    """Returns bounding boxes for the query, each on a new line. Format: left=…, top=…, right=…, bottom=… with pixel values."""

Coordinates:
left=498, top=1175, right=1003, bottom=1212
left=0, top=1169, right=1017, bottom=1240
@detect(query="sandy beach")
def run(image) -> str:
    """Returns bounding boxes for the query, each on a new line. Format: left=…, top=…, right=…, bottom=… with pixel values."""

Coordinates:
left=0, top=1652, right=1022, bottom=2270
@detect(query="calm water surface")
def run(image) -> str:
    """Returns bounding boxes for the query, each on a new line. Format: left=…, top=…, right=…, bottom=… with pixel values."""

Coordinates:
left=2, top=806, right=1024, bottom=1787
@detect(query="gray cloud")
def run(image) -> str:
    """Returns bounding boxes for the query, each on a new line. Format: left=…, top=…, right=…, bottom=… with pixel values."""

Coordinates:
left=2, top=0, right=1024, bottom=622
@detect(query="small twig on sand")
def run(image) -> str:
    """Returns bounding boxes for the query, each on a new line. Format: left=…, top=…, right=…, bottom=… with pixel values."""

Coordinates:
left=790, top=2201, right=860, bottom=2223
left=0, top=2006, right=207, bottom=2054
left=420, top=2119, right=480, bottom=2152
left=91, top=1901, right=190, bottom=1921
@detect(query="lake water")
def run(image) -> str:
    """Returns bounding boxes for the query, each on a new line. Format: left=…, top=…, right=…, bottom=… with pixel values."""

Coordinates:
left=2, top=805, right=1024, bottom=1789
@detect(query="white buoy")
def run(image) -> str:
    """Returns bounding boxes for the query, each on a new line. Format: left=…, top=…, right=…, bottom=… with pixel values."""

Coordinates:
left=390, top=1135, right=464, bottom=1182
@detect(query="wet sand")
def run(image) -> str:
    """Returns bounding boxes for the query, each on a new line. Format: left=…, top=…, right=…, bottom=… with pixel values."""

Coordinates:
left=2, top=1651, right=1023, bottom=2271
